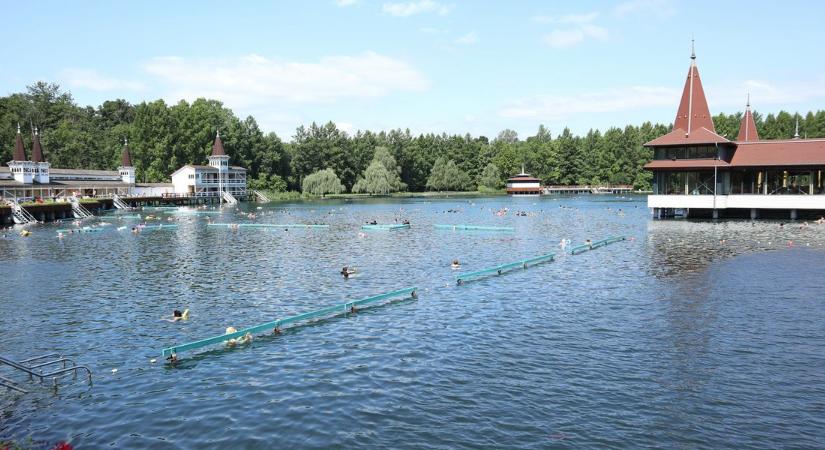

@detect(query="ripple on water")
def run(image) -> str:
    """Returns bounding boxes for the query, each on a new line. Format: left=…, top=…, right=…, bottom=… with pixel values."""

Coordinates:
left=1, top=197, right=825, bottom=448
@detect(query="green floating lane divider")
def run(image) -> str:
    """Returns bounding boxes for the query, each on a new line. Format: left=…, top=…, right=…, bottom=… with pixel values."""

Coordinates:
left=140, top=224, right=179, bottom=230
left=207, top=223, right=329, bottom=229
left=570, top=236, right=626, bottom=255
left=434, top=224, right=514, bottom=232
left=456, top=252, right=555, bottom=285
left=161, top=287, right=417, bottom=359
left=57, top=227, right=103, bottom=233
left=361, top=224, right=410, bottom=231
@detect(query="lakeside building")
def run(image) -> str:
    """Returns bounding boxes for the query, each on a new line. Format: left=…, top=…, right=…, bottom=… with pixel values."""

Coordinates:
left=3, top=129, right=246, bottom=203
left=644, top=45, right=825, bottom=219
left=1, top=126, right=151, bottom=200
left=170, top=131, right=247, bottom=202
left=506, top=166, right=542, bottom=196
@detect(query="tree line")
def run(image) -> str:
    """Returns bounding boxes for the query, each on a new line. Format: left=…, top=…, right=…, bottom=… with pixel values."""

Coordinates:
left=2, top=82, right=824, bottom=194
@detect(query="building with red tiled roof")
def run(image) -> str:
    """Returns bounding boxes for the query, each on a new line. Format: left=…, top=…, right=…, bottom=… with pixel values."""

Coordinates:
left=170, top=130, right=247, bottom=202
left=643, top=44, right=825, bottom=219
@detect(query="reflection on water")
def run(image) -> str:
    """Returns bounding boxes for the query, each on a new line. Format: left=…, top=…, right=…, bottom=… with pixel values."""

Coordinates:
left=1, top=196, right=824, bottom=448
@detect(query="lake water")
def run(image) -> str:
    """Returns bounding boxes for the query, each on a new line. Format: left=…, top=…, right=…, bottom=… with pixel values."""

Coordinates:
left=1, top=196, right=824, bottom=449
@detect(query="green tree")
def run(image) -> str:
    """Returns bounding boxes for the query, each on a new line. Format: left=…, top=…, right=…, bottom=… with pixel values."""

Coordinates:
left=301, top=168, right=345, bottom=197
left=352, top=146, right=406, bottom=194
left=478, top=162, right=502, bottom=190
left=426, top=157, right=472, bottom=191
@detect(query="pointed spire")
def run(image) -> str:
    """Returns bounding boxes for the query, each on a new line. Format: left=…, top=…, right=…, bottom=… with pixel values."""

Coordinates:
left=673, top=40, right=715, bottom=136
left=31, top=126, right=44, bottom=162
left=794, top=116, right=800, bottom=139
left=690, top=37, right=696, bottom=61
left=737, top=95, right=759, bottom=142
left=211, top=129, right=226, bottom=156
left=121, top=137, right=133, bottom=167
left=12, top=123, right=27, bottom=161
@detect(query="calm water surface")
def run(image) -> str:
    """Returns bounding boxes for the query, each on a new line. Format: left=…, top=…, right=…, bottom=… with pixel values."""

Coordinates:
left=1, top=196, right=824, bottom=449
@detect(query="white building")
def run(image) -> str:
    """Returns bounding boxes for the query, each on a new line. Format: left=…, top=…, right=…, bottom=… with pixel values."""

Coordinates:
left=505, top=166, right=542, bottom=196
left=170, top=131, right=247, bottom=200
left=2, top=126, right=140, bottom=200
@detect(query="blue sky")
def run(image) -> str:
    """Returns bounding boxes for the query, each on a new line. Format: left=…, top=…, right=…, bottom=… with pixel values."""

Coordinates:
left=2, top=0, right=824, bottom=140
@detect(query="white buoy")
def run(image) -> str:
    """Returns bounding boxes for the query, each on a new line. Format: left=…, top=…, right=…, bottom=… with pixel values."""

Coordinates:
left=111, top=368, right=118, bottom=373
left=150, top=359, right=157, bottom=364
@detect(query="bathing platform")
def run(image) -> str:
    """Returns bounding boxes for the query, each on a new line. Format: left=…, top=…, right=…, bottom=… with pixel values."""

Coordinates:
left=207, top=223, right=329, bottom=229
left=161, top=287, right=417, bottom=360
left=361, top=224, right=410, bottom=231
left=569, top=236, right=626, bottom=255
left=456, top=252, right=555, bottom=284
left=434, top=224, right=514, bottom=232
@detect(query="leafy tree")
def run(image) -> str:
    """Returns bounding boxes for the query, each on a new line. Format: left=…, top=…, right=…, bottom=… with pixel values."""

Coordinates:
left=352, top=161, right=396, bottom=195
left=352, top=146, right=406, bottom=194
left=426, top=157, right=472, bottom=191
left=301, top=168, right=344, bottom=197
left=478, top=162, right=502, bottom=190
left=249, top=173, right=287, bottom=192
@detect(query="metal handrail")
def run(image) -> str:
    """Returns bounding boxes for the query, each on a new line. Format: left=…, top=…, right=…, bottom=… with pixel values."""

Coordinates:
left=0, top=354, right=93, bottom=391
left=19, top=353, right=60, bottom=364
left=0, top=376, right=28, bottom=393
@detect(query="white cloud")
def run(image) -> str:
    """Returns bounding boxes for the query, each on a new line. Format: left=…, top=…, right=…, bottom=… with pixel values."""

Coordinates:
left=532, top=12, right=598, bottom=24
left=543, top=24, right=608, bottom=48
left=141, top=52, right=429, bottom=107
left=498, top=86, right=680, bottom=120
left=455, top=31, right=477, bottom=45
left=614, top=0, right=675, bottom=18
left=382, top=0, right=452, bottom=17
left=334, top=0, right=358, bottom=6
left=61, top=69, right=147, bottom=92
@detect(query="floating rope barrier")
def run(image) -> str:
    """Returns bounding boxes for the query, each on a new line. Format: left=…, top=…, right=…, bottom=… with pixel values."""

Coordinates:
left=139, top=224, right=179, bottom=230
left=56, top=227, right=103, bottom=234
left=569, top=236, right=626, bottom=255
left=173, top=211, right=222, bottom=215
left=456, top=252, right=555, bottom=285
left=161, top=287, right=417, bottom=360
left=434, top=224, right=514, bottom=232
left=361, top=224, right=410, bottom=231
left=109, top=215, right=142, bottom=219
left=207, top=223, right=329, bottom=229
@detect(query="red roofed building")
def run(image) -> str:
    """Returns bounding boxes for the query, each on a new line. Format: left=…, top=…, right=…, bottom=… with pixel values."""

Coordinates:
left=644, top=44, right=825, bottom=219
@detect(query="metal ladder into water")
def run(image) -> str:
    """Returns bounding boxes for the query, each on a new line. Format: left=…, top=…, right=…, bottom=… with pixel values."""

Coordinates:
left=6, top=199, right=37, bottom=225
left=251, top=189, right=270, bottom=203
left=112, top=193, right=131, bottom=210
left=69, top=197, right=94, bottom=219
left=0, top=353, right=92, bottom=393
left=221, top=190, right=238, bottom=205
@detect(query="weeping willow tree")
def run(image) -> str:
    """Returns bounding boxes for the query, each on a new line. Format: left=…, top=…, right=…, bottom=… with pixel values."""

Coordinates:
left=301, top=168, right=344, bottom=197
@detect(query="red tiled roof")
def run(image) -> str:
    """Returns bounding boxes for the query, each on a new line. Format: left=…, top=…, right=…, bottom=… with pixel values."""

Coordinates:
left=643, top=159, right=730, bottom=170
left=121, top=141, right=132, bottom=167
left=730, top=139, right=825, bottom=167
left=13, top=130, right=26, bottom=161
left=737, top=108, right=759, bottom=142
left=31, top=131, right=44, bottom=162
left=212, top=131, right=226, bottom=156
left=645, top=127, right=730, bottom=146
left=673, top=62, right=715, bottom=134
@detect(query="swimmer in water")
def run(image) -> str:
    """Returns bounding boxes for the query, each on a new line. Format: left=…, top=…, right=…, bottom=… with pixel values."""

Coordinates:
left=585, top=239, right=593, bottom=248
left=224, top=327, right=252, bottom=347
left=341, top=266, right=356, bottom=278
left=451, top=259, right=461, bottom=269
left=163, top=309, right=189, bottom=322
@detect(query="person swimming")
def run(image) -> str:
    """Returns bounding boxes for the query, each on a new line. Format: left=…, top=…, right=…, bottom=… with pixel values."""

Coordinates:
left=163, top=309, right=189, bottom=323
left=341, top=266, right=356, bottom=278
left=224, top=326, right=252, bottom=347
left=451, top=259, right=461, bottom=269
left=585, top=239, right=593, bottom=248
